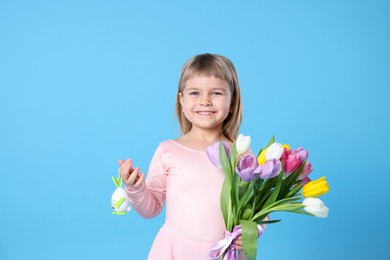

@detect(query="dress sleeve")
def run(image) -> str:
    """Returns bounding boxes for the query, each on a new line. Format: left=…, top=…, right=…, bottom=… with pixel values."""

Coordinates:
left=125, top=144, right=167, bottom=219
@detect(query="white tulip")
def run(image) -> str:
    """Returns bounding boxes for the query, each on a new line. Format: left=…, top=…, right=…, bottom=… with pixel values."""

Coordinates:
left=303, top=197, right=329, bottom=218
left=236, top=134, right=251, bottom=155
left=265, top=142, right=284, bottom=161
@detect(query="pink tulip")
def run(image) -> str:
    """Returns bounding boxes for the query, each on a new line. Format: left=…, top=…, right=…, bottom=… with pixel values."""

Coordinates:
left=300, top=177, right=311, bottom=186
left=281, top=148, right=303, bottom=174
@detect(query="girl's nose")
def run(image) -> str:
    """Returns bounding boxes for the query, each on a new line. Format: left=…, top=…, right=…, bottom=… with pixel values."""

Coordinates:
left=200, top=95, right=212, bottom=106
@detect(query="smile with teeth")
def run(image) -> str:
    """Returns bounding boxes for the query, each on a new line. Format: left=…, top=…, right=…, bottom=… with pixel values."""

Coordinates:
left=196, top=111, right=215, bottom=115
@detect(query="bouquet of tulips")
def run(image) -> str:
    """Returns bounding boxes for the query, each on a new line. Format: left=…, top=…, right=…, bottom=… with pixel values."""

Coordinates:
left=207, top=135, right=330, bottom=260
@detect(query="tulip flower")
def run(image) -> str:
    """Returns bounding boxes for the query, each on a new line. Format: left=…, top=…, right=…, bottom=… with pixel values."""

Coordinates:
left=302, top=176, right=330, bottom=197
left=298, top=161, right=313, bottom=180
left=257, top=149, right=267, bottom=165
left=258, top=142, right=290, bottom=165
left=259, top=159, right=282, bottom=179
left=300, top=177, right=311, bottom=186
left=294, top=146, right=309, bottom=161
left=265, top=142, right=284, bottom=161
left=236, top=134, right=251, bottom=155
left=236, top=154, right=262, bottom=182
left=303, top=197, right=329, bottom=218
left=206, top=141, right=230, bottom=169
left=281, top=148, right=303, bottom=174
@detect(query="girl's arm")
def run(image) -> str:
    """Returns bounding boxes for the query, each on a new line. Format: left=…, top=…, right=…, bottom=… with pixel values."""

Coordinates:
left=119, top=146, right=167, bottom=219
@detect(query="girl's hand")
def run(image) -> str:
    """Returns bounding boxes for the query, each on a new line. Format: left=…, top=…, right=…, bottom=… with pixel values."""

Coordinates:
left=234, top=235, right=243, bottom=251
left=118, top=159, right=145, bottom=189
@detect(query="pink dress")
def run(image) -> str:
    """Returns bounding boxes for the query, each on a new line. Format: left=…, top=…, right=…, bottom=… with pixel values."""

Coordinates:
left=126, top=140, right=226, bottom=260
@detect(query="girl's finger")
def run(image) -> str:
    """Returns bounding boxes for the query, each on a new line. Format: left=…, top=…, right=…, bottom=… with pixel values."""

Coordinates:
left=128, top=166, right=140, bottom=185
left=234, top=240, right=242, bottom=246
left=133, top=173, right=144, bottom=188
left=234, top=245, right=243, bottom=251
left=119, top=158, right=132, bottom=166
left=119, top=160, right=132, bottom=179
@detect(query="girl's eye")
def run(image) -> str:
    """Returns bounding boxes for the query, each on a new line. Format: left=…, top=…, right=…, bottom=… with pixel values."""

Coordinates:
left=189, top=91, right=199, bottom=96
left=212, top=92, right=223, bottom=95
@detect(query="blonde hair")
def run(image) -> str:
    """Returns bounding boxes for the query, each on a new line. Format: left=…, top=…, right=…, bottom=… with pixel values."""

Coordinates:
left=175, top=53, right=243, bottom=142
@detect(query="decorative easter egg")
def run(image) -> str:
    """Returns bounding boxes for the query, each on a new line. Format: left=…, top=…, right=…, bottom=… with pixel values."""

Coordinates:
left=111, top=187, right=131, bottom=214
left=111, top=175, right=131, bottom=215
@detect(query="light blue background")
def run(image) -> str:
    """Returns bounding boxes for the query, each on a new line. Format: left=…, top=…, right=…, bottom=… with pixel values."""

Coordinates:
left=1, top=0, right=389, bottom=259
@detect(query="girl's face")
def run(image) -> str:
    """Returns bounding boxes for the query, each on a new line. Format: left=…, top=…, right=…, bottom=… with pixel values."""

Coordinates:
left=179, top=76, right=232, bottom=133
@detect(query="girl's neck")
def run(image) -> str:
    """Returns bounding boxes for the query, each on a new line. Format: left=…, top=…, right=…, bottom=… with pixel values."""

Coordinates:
left=175, top=128, right=231, bottom=151
left=189, top=127, right=228, bottom=142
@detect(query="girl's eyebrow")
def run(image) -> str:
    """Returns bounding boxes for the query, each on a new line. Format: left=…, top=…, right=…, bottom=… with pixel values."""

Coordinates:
left=211, top=88, right=227, bottom=91
left=184, top=87, right=198, bottom=91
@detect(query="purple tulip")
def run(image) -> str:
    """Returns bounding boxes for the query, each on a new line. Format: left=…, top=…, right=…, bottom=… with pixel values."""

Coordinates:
left=298, top=161, right=313, bottom=180
left=236, top=155, right=262, bottom=182
left=206, top=141, right=230, bottom=169
left=294, top=146, right=309, bottom=161
left=259, top=159, right=282, bottom=179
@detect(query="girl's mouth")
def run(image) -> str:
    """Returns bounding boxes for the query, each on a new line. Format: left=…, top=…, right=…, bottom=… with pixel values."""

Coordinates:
left=196, top=111, right=215, bottom=115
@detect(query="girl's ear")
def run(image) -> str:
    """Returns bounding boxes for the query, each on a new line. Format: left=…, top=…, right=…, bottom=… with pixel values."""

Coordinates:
left=178, top=92, right=184, bottom=107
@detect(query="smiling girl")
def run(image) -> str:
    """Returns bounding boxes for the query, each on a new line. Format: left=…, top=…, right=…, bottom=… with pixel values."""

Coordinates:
left=119, top=54, right=244, bottom=259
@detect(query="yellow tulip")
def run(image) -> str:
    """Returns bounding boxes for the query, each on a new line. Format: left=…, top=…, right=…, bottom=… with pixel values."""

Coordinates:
left=282, top=144, right=290, bottom=149
left=257, top=148, right=267, bottom=165
left=302, top=176, right=330, bottom=197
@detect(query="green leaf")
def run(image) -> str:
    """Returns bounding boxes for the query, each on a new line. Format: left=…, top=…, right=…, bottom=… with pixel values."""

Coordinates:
left=254, top=177, right=265, bottom=191
left=258, top=219, right=281, bottom=225
left=254, top=176, right=277, bottom=212
left=255, top=192, right=271, bottom=213
left=285, top=183, right=302, bottom=198
left=242, top=205, right=253, bottom=220
left=253, top=214, right=269, bottom=224
left=233, top=173, right=240, bottom=213
left=220, top=142, right=232, bottom=181
left=258, top=175, right=277, bottom=193
left=250, top=190, right=258, bottom=220
left=266, top=135, right=275, bottom=148
left=230, top=143, right=239, bottom=210
left=238, top=180, right=256, bottom=211
left=251, top=197, right=301, bottom=222
left=257, top=148, right=263, bottom=158
left=230, top=142, right=237, bottom=169
left=239, top=185, right=247, bottom=198
left=241, top=220, right=259, bottom=260
left=220, top=177, right=231, bottom=229
left=287, top=209, right=314, bottom=216
left=271, top=203, right=304, bottom=211
left=262, top=171, right=283, bottom=209
left=264, top=196, right=301, bottom=209
left=279, top=162, right=305, bottom=199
